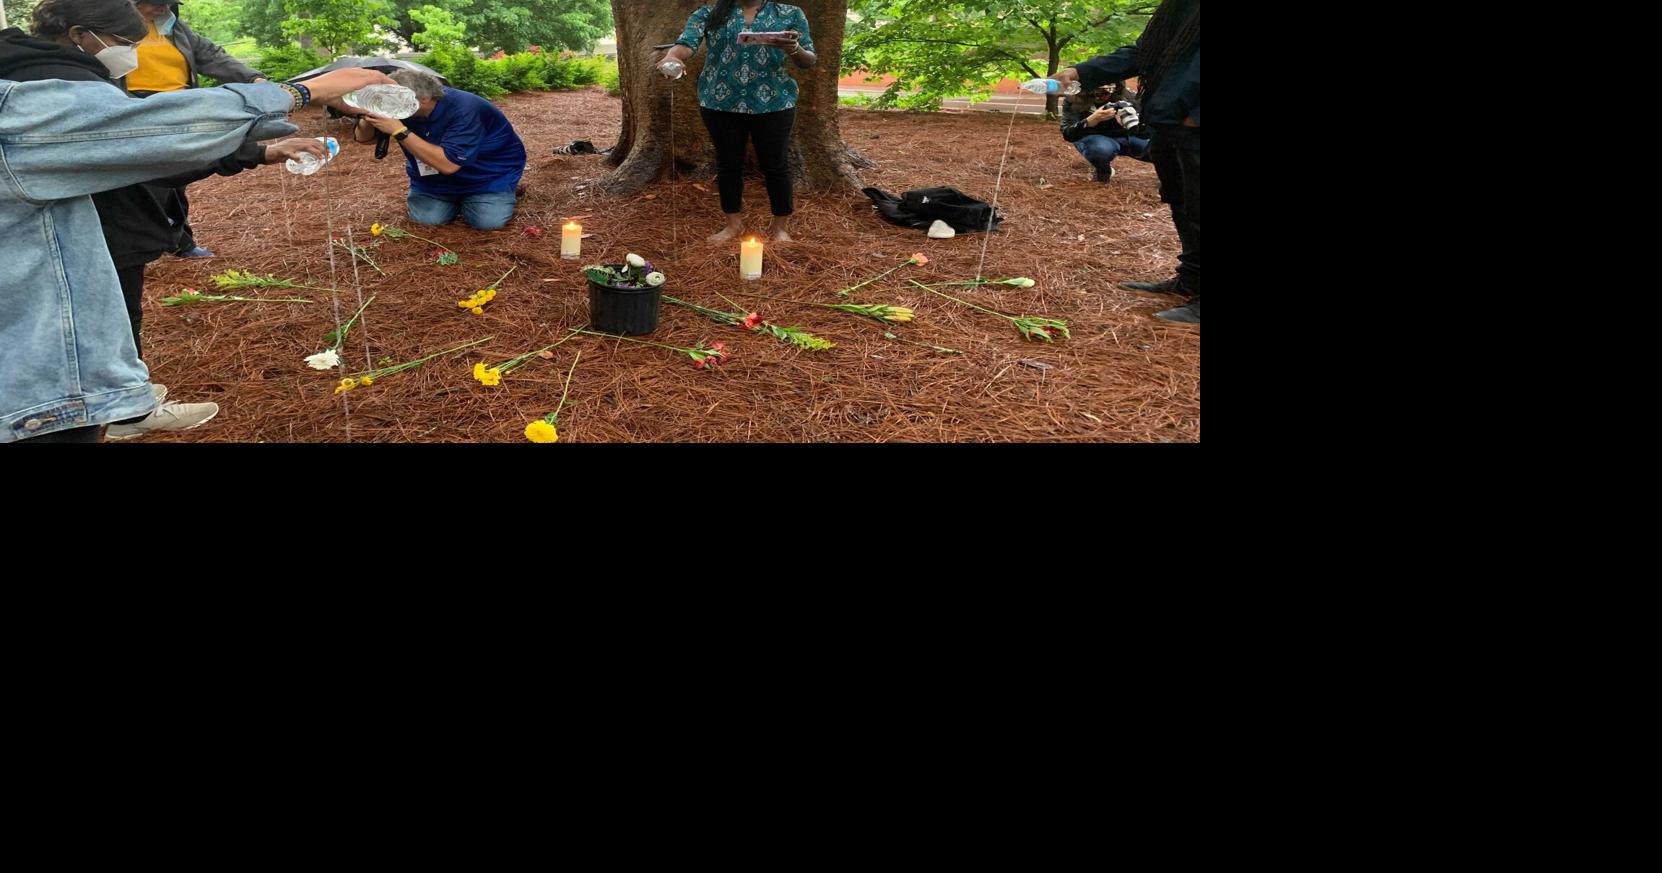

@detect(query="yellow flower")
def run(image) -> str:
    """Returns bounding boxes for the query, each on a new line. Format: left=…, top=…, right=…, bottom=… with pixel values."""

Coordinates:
left=359, top=377, right=373, bottom=386
left=524, top=420, right=558, bottom=443
left=886, top=306, right=914, bottom=323
left=458, top=299, right=472, bottom=309
left=482, top=367, right=502, bottom=386
left=473, top=362, right=487, bottom=381
left=334, top=378, right=357, bottom=395
left=470, top=306, right=484, bottom=315
left=371, top=223, right=384, bottom=236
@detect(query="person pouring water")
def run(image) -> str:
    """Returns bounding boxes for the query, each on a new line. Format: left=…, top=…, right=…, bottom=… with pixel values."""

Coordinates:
left=657, top=1, right=816, bottom=244
left=344, top=69, right=528, bottom=231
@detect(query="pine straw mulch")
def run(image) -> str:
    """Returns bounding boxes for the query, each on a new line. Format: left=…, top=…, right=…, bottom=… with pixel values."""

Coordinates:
left=137, top=86, right=1199, bottom=442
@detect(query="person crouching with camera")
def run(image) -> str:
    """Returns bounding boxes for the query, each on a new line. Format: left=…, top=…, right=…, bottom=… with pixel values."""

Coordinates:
left=1059, top=83, right=1150, bottom=183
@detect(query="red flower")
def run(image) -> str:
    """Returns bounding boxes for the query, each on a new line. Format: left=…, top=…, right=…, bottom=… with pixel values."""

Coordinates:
left=523, top=226, right=545, bottom=239
left=692, top=357, right=707, bottom=369
left=741, top=312, right=763, bottom=330
left=490, top=51, right=506, bottom=60
left=527, top=45, right=543, bottom=54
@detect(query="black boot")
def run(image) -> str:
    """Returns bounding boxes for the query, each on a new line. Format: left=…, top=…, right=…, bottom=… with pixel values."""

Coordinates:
left=1154, top=297, right=1200, bottom=323
left=1118, top=276, right=1188, bottom=295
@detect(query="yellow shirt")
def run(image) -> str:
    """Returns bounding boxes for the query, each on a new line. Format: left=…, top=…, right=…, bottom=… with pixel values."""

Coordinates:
left=126, top=22, right=191, bottom=92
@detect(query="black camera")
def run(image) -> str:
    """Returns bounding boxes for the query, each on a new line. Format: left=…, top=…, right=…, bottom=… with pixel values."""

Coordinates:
left=1096, top=100, right=1147, bottom=137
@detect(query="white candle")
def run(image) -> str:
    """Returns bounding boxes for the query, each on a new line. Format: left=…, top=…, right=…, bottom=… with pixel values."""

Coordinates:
left=561, top=221, right=582, bottom=260
left=740, top=237, right=763, bottom=280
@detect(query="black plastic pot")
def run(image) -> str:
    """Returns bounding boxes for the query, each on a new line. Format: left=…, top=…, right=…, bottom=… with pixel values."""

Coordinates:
left=587, top=267, right=661, bottom=335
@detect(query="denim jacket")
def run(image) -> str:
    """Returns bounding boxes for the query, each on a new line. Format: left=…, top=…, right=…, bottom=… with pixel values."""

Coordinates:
left=0, top=78, right=295, bottom=441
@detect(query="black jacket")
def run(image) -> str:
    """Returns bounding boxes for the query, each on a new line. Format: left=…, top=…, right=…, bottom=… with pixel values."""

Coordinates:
left=0, top=27, right=265, bottom=267
left=1073, top=13, right=1199, bottom=130
left=1060, top=100, right=1137, bottom=143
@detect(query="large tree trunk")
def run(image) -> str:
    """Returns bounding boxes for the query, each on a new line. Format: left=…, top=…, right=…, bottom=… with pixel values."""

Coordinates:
left=604, top=0, right=864, bottom=196
left=1045, top=34, right=1062, bottom=117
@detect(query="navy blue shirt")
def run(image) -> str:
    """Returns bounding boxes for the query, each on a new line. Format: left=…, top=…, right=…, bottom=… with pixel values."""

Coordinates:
left=403, top=87, right=526, bottom=195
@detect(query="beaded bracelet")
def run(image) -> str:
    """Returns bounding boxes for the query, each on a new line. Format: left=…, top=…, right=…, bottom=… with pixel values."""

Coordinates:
left=276, top=81, right=305, bottom=111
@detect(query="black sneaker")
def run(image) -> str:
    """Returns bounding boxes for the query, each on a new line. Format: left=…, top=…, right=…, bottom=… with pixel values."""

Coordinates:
left=1154, top=298, right=1200, bottom=323
left=1118, top=276, right=1187, bottom=295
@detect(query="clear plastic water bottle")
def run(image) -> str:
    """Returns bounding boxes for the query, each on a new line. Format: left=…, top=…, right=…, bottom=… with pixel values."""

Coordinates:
left=285, top=136, right=340, bottom=176
left=661, top=59, right=686, bottom=80
left=1019, top=78, right=1082, bottom=96
left=342, top=84, right=420, bottom=119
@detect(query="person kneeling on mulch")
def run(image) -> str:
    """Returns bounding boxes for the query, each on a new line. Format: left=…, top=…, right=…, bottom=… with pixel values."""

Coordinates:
left=345, top=69, right=527, bottom=230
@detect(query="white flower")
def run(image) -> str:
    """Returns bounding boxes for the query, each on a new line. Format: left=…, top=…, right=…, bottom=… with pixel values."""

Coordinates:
left=305, top=349, right=341, bottom=370
left=645, top=271, right=665, bottom=287
left=626, top=253, right=646, bottom=268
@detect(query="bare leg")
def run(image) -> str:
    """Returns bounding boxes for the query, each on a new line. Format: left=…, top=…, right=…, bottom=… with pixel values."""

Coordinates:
left=708, top=214, right=745, bottom=243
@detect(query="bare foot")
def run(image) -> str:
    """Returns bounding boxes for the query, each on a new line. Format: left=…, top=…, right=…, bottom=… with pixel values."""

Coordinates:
left=769, top=219, right=793, bottom=243
left=708, top=219, right=745, bottom=243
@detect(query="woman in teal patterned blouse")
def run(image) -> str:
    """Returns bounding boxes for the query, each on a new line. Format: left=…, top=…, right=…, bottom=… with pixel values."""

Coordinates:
left=659, top=0, right=817, bottom=242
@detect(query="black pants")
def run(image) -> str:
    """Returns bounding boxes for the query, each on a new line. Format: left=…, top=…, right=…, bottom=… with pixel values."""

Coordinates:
left=700, top=107, right=795, bottom=217
left=1148, top=125, right=1200, bottom=292
left=20, top=426, right=101, bottom=443
left=114, top=264, right=151, bottom=426
left=117, top=264, right=147, bottom=359
left=167, top=185, right=196, bottom=253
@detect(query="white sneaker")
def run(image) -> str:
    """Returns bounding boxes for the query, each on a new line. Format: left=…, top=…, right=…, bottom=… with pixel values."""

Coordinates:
left=152, top=383, right=168, bottom=403
left=106, top=400, right=219, bottom=440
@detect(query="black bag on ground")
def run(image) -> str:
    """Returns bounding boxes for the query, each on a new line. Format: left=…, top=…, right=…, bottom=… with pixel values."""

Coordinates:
left=863, top=186, right=1003, bottom=233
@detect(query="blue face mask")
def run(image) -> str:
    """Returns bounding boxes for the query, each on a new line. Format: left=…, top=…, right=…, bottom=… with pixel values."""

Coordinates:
left=157, top=11, right=177, bottom=36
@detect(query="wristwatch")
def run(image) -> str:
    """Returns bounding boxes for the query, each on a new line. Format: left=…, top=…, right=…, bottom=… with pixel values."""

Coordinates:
left=393, top=127, right=411, bottom=142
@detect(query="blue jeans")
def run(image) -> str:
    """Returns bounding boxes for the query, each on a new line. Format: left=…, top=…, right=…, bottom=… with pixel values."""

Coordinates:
left=1, top=79, right=294, bottom=441
left=407, top=190, right=517, bottom=230
left=1074, top=134, right=1151, bottom=177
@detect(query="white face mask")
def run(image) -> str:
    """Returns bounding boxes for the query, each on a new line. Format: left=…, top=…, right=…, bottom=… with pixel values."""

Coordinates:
left=81, top=32, right=139, bottom=79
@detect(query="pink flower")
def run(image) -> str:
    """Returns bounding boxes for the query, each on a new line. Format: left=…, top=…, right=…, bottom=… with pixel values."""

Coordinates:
left=741, top=312, right=763, bottom=330
left=524, top=226, right=545, bottom=239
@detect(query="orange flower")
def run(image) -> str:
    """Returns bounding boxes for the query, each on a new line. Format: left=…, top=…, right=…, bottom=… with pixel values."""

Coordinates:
left=910, top=252, right=929, bottom=266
